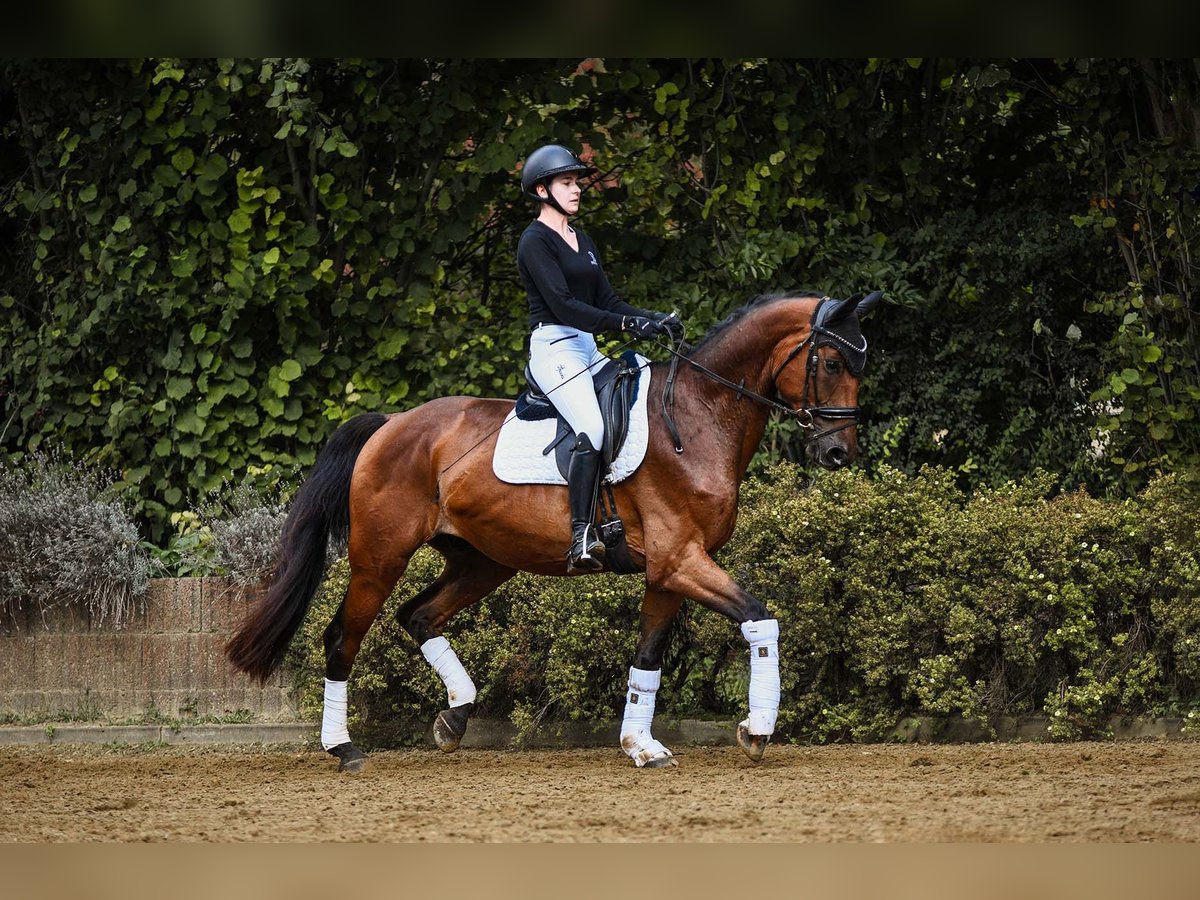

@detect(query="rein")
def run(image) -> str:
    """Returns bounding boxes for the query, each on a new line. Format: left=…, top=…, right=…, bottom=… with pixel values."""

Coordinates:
left=439, top=298, right=863, bottom=476
left=657, top=313, right=861, bottom=453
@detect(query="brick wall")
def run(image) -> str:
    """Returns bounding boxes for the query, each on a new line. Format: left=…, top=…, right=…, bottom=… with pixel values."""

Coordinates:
left=0, top=578, right=297, bottom=721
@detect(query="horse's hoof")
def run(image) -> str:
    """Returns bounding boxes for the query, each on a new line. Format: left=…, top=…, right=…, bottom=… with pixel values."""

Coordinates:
left=433, top=702, right=474, bottom=753
left=623, top=734, right=678, bottom=769
left=641, top=753, right=678, bottom=769
left=736, top=720, right=770, bottom=763
left=327, top=742, right=368, bottom=774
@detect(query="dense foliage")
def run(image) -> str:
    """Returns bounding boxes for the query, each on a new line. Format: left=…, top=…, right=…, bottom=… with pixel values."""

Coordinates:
left=2, top=59, right=1197, bottom=539
left=290, top=463, right=1200, bottom=746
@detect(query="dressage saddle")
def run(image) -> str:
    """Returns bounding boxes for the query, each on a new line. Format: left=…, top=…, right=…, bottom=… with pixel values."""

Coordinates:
left=513, top=351, right=644, bottom=575
left=514, top=349, right=643, bottom=483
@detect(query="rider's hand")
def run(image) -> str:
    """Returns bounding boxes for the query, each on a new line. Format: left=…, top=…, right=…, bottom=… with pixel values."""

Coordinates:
left=658, top=312, right=685, bottom=341
left=622, top=315, right=670, bottom=340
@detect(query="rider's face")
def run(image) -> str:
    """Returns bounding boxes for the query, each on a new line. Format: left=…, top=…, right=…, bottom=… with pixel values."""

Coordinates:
left=541, top=174, right=581, bottom=214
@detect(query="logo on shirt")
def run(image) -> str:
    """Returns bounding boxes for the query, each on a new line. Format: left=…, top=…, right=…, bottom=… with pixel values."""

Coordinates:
left=587, top=250, right=598, bottom=267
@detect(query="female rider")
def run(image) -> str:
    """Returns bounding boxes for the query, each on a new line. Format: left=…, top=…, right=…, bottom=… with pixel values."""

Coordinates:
left=517, top=144, right=683, bottom=573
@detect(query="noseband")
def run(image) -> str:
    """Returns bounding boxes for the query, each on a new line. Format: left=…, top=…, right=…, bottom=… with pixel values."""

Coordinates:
left=762, top=342, right=858, bottom=442
left=660, top=297, right=865, bottom=452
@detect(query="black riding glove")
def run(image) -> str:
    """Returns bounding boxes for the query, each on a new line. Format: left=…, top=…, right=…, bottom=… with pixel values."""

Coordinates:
left=658, top=312, right=685, bottom=341
left=622, top=315, right=670, bottom=340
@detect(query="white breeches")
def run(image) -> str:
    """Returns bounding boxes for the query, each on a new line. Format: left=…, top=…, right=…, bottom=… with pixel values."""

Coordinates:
left=528, top=324, right=610, bottom=448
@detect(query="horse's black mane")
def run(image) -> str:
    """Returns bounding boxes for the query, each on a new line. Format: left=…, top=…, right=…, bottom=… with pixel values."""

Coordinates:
left=688, top=290, right=823, bottom=355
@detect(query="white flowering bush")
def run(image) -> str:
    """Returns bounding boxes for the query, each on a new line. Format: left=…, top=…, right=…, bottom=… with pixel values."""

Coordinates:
left=173, top=475, right=296, bottom=588
left=0, top=452, right=151, bottom=627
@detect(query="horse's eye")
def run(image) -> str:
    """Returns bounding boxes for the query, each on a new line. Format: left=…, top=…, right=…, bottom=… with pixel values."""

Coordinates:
left=824, top=358, right=842, bottom=374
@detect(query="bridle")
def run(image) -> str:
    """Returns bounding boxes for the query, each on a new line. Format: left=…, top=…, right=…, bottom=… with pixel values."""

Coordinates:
left=770, top=313, right=864, bottom=430
left=659, top=297, right=864, bottom=453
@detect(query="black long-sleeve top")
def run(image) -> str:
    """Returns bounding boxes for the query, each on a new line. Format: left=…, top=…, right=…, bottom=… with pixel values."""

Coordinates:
left=517, top=220, right=654, bottom=333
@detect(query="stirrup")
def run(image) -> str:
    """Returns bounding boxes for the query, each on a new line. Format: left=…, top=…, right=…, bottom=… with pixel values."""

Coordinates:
left=567, top=524, right=605, bottom=572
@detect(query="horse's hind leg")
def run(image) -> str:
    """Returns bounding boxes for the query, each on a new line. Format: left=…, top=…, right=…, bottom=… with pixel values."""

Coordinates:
left=395, top=535, right=515, bottom=752
left=621, top=588, right=683, bottom=769
left=321, top=560, right=410, bottom=772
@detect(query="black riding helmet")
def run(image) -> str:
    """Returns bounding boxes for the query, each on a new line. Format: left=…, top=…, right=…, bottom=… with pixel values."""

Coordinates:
left=521, top=144, right=595, bottom=214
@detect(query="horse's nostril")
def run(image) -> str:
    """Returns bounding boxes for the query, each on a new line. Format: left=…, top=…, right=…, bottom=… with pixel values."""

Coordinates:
left=827, top=447, right=849, bottom=468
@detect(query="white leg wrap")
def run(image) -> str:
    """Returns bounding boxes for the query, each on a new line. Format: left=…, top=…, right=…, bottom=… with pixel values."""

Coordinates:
left=421, top=636, right=477, bottom=708
left=321, top=678, right=351, bottom=750
left=741, top=619, right=780, bottom=736
left=620, top=667, right=672, bottom=767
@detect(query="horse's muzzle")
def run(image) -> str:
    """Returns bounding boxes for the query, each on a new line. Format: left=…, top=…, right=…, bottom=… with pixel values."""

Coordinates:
left=808, top=440, right=856, bottom=470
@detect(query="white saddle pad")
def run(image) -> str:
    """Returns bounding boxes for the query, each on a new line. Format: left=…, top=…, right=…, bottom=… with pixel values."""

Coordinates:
left=492, top=356, right=652, bottom=486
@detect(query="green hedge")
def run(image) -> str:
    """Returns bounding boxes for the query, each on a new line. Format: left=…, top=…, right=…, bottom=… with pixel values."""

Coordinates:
left=291, top=464, right=1200, bottom=746
left=6, top=59, right=1199, bottom=543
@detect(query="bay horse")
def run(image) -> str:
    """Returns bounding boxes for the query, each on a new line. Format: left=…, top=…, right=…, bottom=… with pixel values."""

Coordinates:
left=227, top=290, right=882, bottom=771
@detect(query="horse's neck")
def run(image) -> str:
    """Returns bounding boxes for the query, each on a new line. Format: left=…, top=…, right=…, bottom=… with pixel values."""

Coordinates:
left=676, top=306, right=804, bottom=478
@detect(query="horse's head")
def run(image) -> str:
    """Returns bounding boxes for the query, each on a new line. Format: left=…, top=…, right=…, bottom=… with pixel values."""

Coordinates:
left=772, top=291, right=882, bottom=470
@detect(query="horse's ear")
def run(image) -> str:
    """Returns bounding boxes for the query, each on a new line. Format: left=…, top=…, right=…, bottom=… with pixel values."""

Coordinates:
left=855, top=290, right=884, bottom=318
left=825, top=295, right=859, bottom=324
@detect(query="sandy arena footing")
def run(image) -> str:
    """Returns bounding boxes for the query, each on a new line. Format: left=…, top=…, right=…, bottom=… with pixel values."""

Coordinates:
left=2, top=742, right=1198, bottom=842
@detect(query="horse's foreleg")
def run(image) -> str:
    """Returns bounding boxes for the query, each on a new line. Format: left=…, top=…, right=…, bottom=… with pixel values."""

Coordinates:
left=395, top=538, right=515, bottom=753
left=322, top=562, right=408, bottom=772
left=650, top=547, right=779, bottom=762
left=621, top=588, right=683, bottom=769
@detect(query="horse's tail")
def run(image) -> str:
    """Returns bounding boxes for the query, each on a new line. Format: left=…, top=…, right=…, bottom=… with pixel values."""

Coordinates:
left=226, top=412, right=390, bottom=683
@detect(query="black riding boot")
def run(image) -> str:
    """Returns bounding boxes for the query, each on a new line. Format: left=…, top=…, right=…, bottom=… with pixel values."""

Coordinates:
left=566, top=434, right=606, bottom=573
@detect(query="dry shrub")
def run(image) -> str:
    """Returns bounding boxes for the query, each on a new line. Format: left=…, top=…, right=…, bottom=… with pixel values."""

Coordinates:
left=0, top=451, right=150, bottom=627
